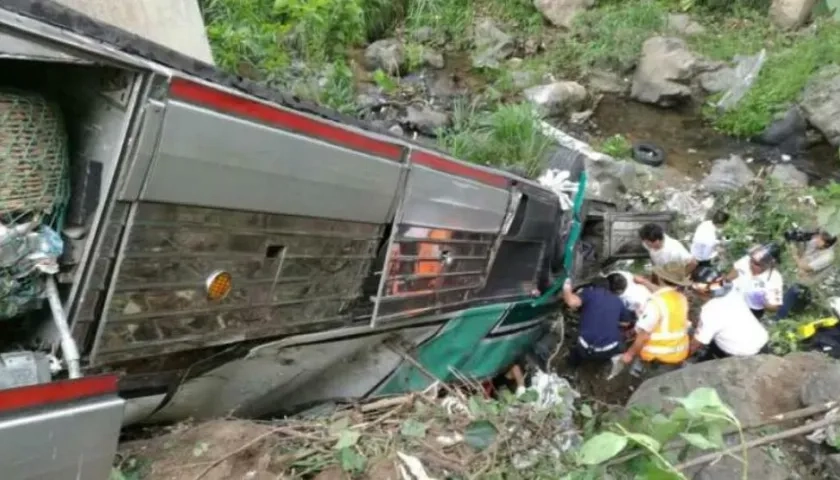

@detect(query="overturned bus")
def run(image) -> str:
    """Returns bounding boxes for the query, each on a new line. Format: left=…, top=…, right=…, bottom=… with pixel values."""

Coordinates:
left=0, top=2, right=673, bottom=478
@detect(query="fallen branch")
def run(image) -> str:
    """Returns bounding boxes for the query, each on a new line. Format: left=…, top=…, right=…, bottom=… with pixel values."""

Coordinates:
left=191, top=427, right=283, bottom=480
left=675, top=414, right=840, bottom=472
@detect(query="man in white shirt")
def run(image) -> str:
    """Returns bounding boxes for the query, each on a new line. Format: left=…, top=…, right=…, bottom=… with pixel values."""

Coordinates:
left=689, top=269, right=770, bottom=360
left=607, top=271, right=651, bottom=316
left=726, top=243, right=784, bottom=320
left=639, top=223, right=697, bottom=281
left=690, top=210, right=729, bottom=269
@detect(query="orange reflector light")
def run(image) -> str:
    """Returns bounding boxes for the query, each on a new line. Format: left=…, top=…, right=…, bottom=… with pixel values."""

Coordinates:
left=205, top=270, right=232, bottom=301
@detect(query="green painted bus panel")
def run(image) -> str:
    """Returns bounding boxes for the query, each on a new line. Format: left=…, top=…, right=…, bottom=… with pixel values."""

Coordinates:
left=375, top=303, right=511, bottom=395
left=457, top=326, right=546, bottom=379
left=376, top=170, right=586, bottom=395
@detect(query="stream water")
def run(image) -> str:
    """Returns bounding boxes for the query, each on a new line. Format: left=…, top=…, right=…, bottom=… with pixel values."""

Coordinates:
left=592, top=95, right=840, bottom=184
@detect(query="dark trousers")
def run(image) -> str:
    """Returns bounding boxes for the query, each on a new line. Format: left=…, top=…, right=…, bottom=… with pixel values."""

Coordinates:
left=750, top=308, right=765, bottom=320
left=775, top=284, right=811, bottom=321
left=566, top=340, right=621, bottom=368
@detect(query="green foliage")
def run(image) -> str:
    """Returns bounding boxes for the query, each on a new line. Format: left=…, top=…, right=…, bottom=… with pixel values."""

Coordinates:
left=555, top=2, right=667, bottom=73
left=372, top=69, right=399, bottom=92
left=201, top=0, right=389, bottom=76
left=675, top=0, right=771, bottom=13
left=289, top=61, right=357, bottom=114
left=438, top=101, right=552, bottom=177
left=405, top=0, right=475, bottom=48
left=598, top=134, right=633, bottom=158
left=568, top=387, right=744, bottom=478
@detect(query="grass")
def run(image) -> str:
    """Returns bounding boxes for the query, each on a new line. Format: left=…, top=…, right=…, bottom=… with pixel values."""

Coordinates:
left=404, top=0, right=476, bottom=48
left=438, top=101, right=553, bottom=178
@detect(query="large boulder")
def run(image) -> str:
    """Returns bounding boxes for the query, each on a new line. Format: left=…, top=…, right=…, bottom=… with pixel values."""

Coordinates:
left=769, top=0, right=818, bottom=30
left=757, top=106, right=808, bottom=153
left=524, top=81, right=588, bottom=117
left=631, top=37, right=701, bottom=107
left=400, top=105, right=449, bottom=136
left=364, top=39, right=406, bottom=75
left=769, top=163, right=809, bottom=187
left=701, top=155, right=755, bottom=193
left=472, top=19, right=515, bottom=69
left=533, top=0, right=595, bottom=29
left=800, top=64, right=840, bottom=146
left=629, top=353, right=839, bottom=480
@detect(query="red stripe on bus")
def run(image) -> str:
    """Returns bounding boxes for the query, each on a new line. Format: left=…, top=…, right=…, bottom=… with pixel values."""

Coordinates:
left=411, top=151, right=509, bottom=188
left=0, top=375, right=119, bottom=413
left=170, top=78, right=404, bottom=161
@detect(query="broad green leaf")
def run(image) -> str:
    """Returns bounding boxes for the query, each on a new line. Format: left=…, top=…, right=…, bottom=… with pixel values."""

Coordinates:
left=519, top=389, right=539, bottom=403
left=626, top=432, right=661, bottom=452
left=679, top=432, right=719, bottom=450
left=705, top=423, right=725, bottom=447
left=464, top=420, right=498, bottom=451
left=468, top=396, right=484, bottom=417
left=579, top=404, right=594, bottom=418
left=337, top=447, right=367, bottom=473
left=672, top=388, right=734, bottom=418
left=109, top=469, right=127, bottom=480
left=333, top=429, right=361, bottom=450
left=577, top=432, right=628, bottom=465
left=650, top=414, right=684, bottom=444
left=632, top=459, right=683, bottom=480
left=400, top=419, right=427, bottom=438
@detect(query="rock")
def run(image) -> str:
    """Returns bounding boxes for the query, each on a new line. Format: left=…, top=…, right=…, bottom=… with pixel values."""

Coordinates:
left=421, top=49, right=445, bottom=69
left=401, top=105, right=449, bottom=136
left=409, top=26, right=434, bottom=44
left=629, top=353, right=836, bottom=480
left=701, top=155, right=755, bottom=193
left=587, top=69, right=629, bottom=94
left=364, top=39, right=405, bottom=75
left=800, top=64, right=840, bottom=146
left=631, top=37, right=701, bottom=107
left=511, top=70, right=538, bottom=89
left=769, top=0, right=817, bottom=30
left=826, top=455, right=840, bottom=479
left=697, top=67, right=736, bottom=93
left=472, top=19, right=514, bottom=69
left=801, top=364, right=840, bottom=407
left=524, top=81, right=587, bottom=117
left=769, top=164, right=809, bottom=187
left=388, top=124, right=404, bottom=136
left=667, top=13, right=706, bottom=35
left=533, top=0, right=595, bottom=29
left=758, top=106, right=807, bottom=146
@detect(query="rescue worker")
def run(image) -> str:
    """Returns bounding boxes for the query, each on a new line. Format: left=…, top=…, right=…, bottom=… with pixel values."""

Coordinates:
left=726, top=242, right=784, bottom=320
left=620, top=264, right=691, bottom=373
left=776, top=229, right=837, bottom=320
left=607, top=270, right=651, bottom=319
left=690, top=210, right=730, bottom=272
left=689, top=268, right=770, bottom=361
left=562, top=276, right=634, bottom=367
left=639, top=223, right=697, bottom=277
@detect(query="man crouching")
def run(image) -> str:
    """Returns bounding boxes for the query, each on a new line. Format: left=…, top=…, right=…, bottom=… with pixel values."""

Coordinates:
left=620, top=264, right=692, bottom=375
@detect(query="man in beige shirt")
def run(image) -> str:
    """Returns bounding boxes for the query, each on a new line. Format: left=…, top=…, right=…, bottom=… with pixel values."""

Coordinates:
left=775, top=230, right=836, bottom=320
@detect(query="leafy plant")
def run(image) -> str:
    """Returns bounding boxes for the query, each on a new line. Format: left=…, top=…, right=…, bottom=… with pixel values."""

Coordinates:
left=598, top=134, right=633, bottom=158
left=439, top=101, right=552, bottom=177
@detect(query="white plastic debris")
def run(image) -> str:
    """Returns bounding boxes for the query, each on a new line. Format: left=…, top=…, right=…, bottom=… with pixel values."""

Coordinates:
left=525, top=369, right=580, bottom=411
left=441, top=397, right=472, bottom=418
left=537, top=168, right=578, bottom=210
left=435, top=433, right=464, bottom=447
left=397, top=452, right=436, bottom=480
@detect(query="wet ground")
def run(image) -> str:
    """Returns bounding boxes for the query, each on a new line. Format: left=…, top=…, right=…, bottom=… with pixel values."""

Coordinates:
left=592, top=95, right=840, bottom=183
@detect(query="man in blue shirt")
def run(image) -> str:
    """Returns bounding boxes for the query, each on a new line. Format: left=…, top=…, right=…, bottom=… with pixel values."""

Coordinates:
left=562, top=276, right=633, bottom=367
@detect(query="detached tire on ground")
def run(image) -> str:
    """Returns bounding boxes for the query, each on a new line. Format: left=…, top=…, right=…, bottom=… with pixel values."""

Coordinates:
left=631, top=142, right=666, bottom=167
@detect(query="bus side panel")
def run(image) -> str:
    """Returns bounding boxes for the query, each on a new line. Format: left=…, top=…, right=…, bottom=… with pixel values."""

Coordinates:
left=140, top=99, right=402, bottom=224
left=83, top=83, right=405, bottom=366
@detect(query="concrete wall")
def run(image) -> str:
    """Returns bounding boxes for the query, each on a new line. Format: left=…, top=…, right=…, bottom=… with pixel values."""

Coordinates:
left=52, top=0, right=215, bottom=64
